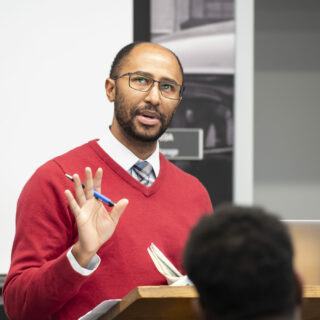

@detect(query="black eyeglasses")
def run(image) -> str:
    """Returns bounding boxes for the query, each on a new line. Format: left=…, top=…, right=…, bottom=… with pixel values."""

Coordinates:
left=112, top=72, right=184, bottom=100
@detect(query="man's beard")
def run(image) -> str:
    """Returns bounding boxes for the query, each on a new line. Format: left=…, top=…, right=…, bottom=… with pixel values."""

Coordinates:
left=114, top=92, right=175, bottom=142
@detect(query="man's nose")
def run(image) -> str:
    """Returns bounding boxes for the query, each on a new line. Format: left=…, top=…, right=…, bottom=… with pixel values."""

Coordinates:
left=144, top=82, right=161, bottom=105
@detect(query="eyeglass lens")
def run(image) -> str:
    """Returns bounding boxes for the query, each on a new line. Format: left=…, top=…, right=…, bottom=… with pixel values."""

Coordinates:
left=129, top=74, right=181, bottom=99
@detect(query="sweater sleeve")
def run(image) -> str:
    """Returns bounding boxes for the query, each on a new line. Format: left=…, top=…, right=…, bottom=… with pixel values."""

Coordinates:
left=3, top=161, right=91, bottom=320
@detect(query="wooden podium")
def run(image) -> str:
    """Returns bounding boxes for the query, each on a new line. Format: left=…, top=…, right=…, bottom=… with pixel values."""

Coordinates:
left=302, top=286, right=320, bottom=320
left=98, top=285, right=320, bottom=320
left=98, top=286, right=197, bottom=320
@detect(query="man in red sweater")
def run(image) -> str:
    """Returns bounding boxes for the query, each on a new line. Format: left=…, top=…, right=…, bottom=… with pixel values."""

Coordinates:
left=3, top=42, right=213, bottom=320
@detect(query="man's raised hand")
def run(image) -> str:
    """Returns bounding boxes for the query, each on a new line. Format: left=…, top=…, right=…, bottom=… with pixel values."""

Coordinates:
left=65, top=167, right=128, bottom=267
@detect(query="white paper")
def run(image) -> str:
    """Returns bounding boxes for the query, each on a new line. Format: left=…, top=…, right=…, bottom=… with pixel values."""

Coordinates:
left=147, top=243, right=192, bottom=285
left=78, top=299, right=121, bottom=320
left=150, top=243, right=182, bottom=277
left=170, top=275, right=193, bottom=286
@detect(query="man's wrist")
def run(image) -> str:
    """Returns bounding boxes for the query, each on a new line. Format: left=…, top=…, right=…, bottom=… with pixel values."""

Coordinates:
left=67, top=247, right=100, bottom=276
left=71, top=242, right=97, bottom=268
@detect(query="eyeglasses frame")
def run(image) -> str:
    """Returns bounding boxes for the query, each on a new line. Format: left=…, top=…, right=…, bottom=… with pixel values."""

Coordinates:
left=112, top=72, right=185, bottom=100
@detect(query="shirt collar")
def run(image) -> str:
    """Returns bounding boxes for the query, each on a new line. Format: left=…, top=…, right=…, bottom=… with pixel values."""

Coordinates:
left=97, top=127, right=160, bottom=177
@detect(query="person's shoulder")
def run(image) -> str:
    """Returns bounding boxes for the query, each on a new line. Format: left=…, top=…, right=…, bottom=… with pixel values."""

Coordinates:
left=161, top=155, right=213, bottom=210
left=160, top=154, right=213, bottom=211
left=24, top=140, right=97, bottom=189
left=53, top=139, right=98, bottom=163
left=161, top=154, right=205, bottom=186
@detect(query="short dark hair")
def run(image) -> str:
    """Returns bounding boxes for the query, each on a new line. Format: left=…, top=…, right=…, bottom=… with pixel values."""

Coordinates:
left=184, top=204, right=298, bottom=320
left=109, top=41, right=184, bottom=84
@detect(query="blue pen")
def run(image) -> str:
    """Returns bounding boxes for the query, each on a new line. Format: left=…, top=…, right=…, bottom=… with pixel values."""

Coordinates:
left=65, top=174, right=115, bottom=207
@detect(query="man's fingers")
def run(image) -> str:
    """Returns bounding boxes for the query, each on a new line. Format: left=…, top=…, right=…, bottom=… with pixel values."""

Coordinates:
left=109, top=199, right=129, bottom=225
left=65, top=190, right=81, bottom=218
left=93, top=168, right=103, bottom=193
left=85, top=167, right=94, bottom=199
left=73, top=174, right=86, bottom=207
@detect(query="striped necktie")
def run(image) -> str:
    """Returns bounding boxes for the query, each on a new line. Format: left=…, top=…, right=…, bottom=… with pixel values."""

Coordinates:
left=131, top=160, right=156, bottom=186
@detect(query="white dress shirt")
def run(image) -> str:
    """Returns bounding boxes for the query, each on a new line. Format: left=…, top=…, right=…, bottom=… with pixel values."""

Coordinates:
left=97, top=127, right=160, bottom=177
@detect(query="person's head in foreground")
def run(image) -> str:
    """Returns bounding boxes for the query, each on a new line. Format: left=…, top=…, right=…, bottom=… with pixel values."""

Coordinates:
left=184, top=204, right=302, bottom=320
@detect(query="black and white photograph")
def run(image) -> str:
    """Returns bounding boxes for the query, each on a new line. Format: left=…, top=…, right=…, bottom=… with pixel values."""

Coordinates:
left=150, top=0, right=235, bottom=205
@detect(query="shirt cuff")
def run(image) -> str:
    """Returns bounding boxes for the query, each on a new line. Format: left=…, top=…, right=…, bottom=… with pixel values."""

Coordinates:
left=67, top=247, right=101, bottom=276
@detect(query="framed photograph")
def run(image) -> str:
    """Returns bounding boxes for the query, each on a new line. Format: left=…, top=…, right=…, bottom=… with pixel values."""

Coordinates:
left=134, top=0, right=235, bottom=206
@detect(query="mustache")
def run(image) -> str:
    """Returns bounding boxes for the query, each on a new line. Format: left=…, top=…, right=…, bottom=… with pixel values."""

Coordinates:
left=131, top=105, right=165, bottom=122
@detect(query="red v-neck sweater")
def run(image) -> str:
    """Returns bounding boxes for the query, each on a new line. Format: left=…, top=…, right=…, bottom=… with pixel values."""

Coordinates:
left=3, top=140, right=213, bottom=320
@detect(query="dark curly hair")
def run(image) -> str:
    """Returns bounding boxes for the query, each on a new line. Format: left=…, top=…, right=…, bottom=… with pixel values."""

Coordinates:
left=184, top=204, right=298, bottom=320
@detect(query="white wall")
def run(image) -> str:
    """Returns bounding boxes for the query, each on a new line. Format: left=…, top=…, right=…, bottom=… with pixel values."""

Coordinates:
left=0, top=0, right=133, bottom=273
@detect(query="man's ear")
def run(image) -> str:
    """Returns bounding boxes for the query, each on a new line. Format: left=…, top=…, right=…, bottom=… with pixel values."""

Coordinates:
left=105, top=78, right=116, bottom=102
